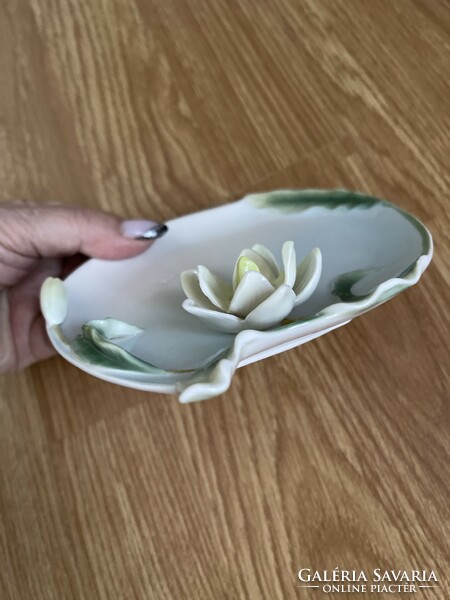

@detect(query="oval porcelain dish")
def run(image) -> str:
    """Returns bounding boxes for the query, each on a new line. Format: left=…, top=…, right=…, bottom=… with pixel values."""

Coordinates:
left=45, top=190, right=433, bottom=403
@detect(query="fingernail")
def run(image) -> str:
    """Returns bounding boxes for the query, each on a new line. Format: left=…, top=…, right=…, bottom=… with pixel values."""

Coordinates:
left=121, top=220, right=168, bottom=241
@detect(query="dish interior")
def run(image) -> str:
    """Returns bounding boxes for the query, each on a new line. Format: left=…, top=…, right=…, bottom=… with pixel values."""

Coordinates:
left=61, top=199, right=426, bottom=371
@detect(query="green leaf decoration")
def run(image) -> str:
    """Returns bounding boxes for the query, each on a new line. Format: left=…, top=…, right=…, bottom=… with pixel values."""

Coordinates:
left=70, top=318, right=169, bottom=374
left=332, top=269, right=376, bottom=302
left=247, top=189, right=382, bottom=213
left=247, top=189, right=431, bottom=260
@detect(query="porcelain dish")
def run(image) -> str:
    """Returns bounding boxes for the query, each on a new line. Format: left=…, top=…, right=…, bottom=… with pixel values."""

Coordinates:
left=44, top=190, right=433, bottom=402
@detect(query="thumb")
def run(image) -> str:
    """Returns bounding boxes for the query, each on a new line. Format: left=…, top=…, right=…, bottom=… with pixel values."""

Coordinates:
left=0, top=203, right=168, bottom=261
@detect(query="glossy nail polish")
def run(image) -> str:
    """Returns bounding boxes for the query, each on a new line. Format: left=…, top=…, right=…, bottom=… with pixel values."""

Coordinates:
left=121, top=220, right=168, bottom=240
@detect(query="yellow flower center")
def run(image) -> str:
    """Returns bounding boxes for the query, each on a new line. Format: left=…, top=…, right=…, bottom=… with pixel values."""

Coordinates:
left=236, top=256, right=260, bottom=286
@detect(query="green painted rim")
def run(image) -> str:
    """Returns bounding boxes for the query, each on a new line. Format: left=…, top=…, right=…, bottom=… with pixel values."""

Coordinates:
left=247, top=188, right=431, bottom=257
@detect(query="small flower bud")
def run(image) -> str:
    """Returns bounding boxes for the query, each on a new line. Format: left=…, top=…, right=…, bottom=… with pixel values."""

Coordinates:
left=40, top=277, right=68, bottom=326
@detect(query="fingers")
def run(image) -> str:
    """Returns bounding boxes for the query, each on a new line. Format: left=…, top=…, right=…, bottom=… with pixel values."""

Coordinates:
left=0, top=201, right=169, bottom=372
left=29, top=314, right=56, bottom=366
left=0, top=290, right=15, bottom=372
left=0, top=289, right=54, bottom=373
left=0, top=202, right=168, bottom=261
left=2, top=258, right=62, bottom=371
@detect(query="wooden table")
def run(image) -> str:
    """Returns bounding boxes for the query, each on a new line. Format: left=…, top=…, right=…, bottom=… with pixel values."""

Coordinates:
left=1, top=2, right=449, bottom=598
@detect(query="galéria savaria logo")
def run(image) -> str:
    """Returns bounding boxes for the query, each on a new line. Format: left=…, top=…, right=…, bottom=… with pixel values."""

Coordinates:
left=297, top=568, right=439, bottom=594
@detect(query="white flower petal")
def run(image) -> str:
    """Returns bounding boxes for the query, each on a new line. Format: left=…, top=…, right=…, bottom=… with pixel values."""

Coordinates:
left=244, top=284, right=296, bottom=330
left=229, top=271, right=275, bottom=317
left=181, top=270, right=216, bottom=310
left=182, top=300, right=244, bottom=333
left=282, top=241, right=297, bottom=286
left=40, top=277, right=68, bottom=325
left=251, top=244, right=280, bottom=280
left=197, top=265, right=233, bottom=311
left=86, top=318, right=143, bottom=340
left=293, top=247, right=322, bottom=305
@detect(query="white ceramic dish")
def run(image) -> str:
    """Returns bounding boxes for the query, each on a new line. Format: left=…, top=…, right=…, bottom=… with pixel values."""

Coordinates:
left=46, top=190, right=433, bottom=402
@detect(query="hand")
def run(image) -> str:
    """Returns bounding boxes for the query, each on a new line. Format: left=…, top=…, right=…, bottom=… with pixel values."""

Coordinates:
left=0, top=201, right=167, bottom=372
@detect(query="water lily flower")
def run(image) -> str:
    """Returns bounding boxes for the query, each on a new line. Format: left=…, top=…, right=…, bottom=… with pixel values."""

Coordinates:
left=181, top=242, right=322, bottom=333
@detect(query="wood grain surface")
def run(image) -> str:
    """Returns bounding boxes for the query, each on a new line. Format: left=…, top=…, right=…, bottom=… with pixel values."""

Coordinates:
left=1, top=1, right=449, bottom=599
